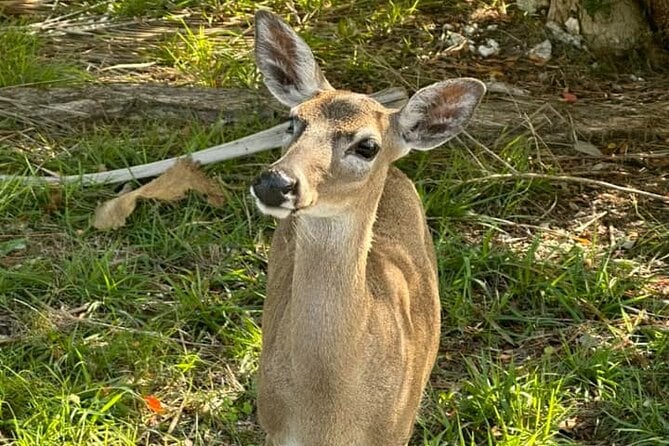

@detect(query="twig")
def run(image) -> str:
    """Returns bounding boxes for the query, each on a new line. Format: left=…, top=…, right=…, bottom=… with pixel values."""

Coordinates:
left=99, top=62, right=156, bottom=72
left=460, top=129, right=518, bottom=173
left=574, top=211, right=608, bottom=233
left=456, top=173, right=669, bottom=203
left=0, top=87, right=408, bottom=186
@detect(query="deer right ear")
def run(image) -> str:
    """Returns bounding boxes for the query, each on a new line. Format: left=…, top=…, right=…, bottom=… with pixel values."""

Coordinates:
left=394, top=79, right=485, bottom=152
left=255, top=10, right=332, bottom=107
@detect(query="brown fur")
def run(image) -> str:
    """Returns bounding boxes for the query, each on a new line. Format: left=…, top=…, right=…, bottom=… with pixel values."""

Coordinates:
left=254, top=11, right=484, bottom=445
left=257, top=90, right=441, bottom=446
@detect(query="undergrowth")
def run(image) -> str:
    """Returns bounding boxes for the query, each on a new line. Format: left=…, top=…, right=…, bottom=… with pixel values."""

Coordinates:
left=0, top=26, right=85, bottom=87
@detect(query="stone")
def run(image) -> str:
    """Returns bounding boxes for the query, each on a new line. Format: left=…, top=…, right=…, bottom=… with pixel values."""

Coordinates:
left=516, top=0, right=549, bottom=14
left=528, top=39, right=553, bottom=63
left=477, top=39, right=500, bottom=57
left=546, top=21, right=583, bottom=48
left=565, top=17, right=580, bottom=35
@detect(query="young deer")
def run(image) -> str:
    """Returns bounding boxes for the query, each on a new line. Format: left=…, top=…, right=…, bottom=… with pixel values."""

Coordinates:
left=251, top=10, right=485, bottom=446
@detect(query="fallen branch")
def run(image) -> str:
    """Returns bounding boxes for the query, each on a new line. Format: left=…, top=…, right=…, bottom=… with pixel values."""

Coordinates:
left=0, top=88, right=408, bottom=186
left=457, top=172, right=669, bottom=203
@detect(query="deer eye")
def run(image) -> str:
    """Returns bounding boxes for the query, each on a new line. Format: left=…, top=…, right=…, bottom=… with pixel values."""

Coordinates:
left=285, top=117, right=305, bottom=140
left=286, top=118, right=295, bottom=134
left=352, top=139, right=380, bottom=160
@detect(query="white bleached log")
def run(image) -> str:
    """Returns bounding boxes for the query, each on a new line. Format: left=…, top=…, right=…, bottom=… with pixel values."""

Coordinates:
left=0, top=88, right=408, bottom=186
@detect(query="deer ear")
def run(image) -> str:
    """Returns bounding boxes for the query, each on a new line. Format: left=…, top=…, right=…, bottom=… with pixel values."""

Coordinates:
left=255, top=10, right=332, bottom=107
left=394, top=79, right=485, bottom=151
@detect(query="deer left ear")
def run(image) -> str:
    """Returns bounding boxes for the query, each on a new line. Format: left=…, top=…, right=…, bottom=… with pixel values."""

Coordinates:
left=394, top=78, right=485, bottom=151
left=255, top=10, right=332, bottom=107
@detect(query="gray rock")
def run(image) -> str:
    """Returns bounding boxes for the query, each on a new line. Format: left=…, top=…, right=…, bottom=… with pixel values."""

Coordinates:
left=477, top=39, right=500, bottom=57
left=528, top=39, right=552, bottom=63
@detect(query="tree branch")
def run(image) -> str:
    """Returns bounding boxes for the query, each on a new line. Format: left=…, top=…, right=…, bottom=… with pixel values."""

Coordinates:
left=0, top=87, right=408, bottom=186
left=457, top=172, right=669, bottom=203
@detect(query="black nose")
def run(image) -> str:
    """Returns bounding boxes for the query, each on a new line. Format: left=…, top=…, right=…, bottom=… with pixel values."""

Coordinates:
left=252, top=170, right=297, bottom=207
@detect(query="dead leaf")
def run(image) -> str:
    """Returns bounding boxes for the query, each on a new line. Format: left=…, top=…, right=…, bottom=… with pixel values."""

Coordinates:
left=573, top=141, right=603, bottom=157
left=93, top=159, right=225, bottom=230
left=143, top=394, right=165, bottom=413
left=561, top=90, right=578, bottom=103
left=43, top=188, right=63, bottom=214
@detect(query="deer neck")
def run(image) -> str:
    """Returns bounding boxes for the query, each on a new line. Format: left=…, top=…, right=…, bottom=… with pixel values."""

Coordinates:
left=289, top=172, right=387, bottom=366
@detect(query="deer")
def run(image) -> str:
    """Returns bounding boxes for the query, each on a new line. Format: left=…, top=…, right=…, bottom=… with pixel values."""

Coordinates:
left=250, top=10, right=485, bottom=446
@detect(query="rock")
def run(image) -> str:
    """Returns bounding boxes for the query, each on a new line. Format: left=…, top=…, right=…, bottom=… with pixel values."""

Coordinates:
left=446, top=31, right=467, bottom=48
left=528, top=39, right=553, bottom=63
left=463, top=24, right=478, bottom=36
left=546, top=21, right=583, bottom=47
left=565, top=16, right=580, bottom=35
left=573, top=141, right=603, bottom=157
left=516, top=0, right=549, bottom=14
left=621, top=239, right=636, bottom=250
left=477, top=39, right=500, bottom=57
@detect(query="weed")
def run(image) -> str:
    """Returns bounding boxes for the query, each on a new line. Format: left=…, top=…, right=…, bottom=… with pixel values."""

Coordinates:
left=0, top=26, right=85, bottom=88
left=160, top=20, right=258, bottom=88
left=109, top=0, right=172, bottom=17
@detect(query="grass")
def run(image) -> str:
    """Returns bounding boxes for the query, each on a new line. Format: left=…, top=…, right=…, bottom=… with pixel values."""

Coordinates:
left=1, top=0, right=669, bottom=445
left=0, top=26, right=85, bottom=88
left=152, top=0, right=464, bottom=90
left=1, top=114, right=667, bottom=446
left=160, top=20, right=259, bottom=88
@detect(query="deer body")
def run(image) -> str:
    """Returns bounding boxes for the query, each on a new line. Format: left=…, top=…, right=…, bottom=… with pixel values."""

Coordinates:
left=251, top=11, right=485, bottom=446
left=260, top=165, right=439, bottom=445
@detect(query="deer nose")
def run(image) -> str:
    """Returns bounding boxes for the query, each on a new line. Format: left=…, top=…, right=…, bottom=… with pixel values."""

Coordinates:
left=252, top=170, right=298, bottom=207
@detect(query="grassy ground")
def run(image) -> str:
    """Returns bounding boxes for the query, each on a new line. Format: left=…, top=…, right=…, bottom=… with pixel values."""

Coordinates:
left=1, top=1, right=668, bottom=445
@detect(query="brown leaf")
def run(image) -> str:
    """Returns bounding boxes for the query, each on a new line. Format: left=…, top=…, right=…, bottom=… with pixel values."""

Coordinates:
left=573, top=141, right=603, bottom=157
left=143, top=394, right=165, bottom=413
left=561, top=90, right=578, bottom=103
left=92, top=159, right=225, bottom=230
left=43, top=188, right=63, bottom=214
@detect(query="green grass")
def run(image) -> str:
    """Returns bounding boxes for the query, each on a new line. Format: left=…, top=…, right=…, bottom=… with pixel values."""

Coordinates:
left=1, top=1, right=668, bottom=445
left=0, top=26, right=85, bottom=88
left=1, top=113, right=667, bottom=446
left=160, top=20, right=259, bottom=88
left=153, top=0, right=463, bottom=89
left=0, top=116, right=277, bottom=445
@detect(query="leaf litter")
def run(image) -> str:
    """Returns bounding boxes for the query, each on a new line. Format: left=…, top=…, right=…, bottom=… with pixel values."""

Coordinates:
left=92, top=158, right=225, bottom=230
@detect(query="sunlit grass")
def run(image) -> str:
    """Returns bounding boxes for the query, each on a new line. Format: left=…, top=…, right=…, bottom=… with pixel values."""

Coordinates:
left=160, top=20, right=259, bottom=88
left=0, top=26, right=86, bottom=87
left=2, top=111, right=667, bottom=445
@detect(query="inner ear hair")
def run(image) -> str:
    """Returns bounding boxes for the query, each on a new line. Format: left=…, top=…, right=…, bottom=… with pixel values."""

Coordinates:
left=397, top=78, right=486, bottom=151
left=254, top=10, right=331, bottom=107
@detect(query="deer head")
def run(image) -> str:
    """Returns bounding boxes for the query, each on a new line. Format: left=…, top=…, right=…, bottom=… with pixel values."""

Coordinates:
left=250, top=10, right=485, bottom=219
